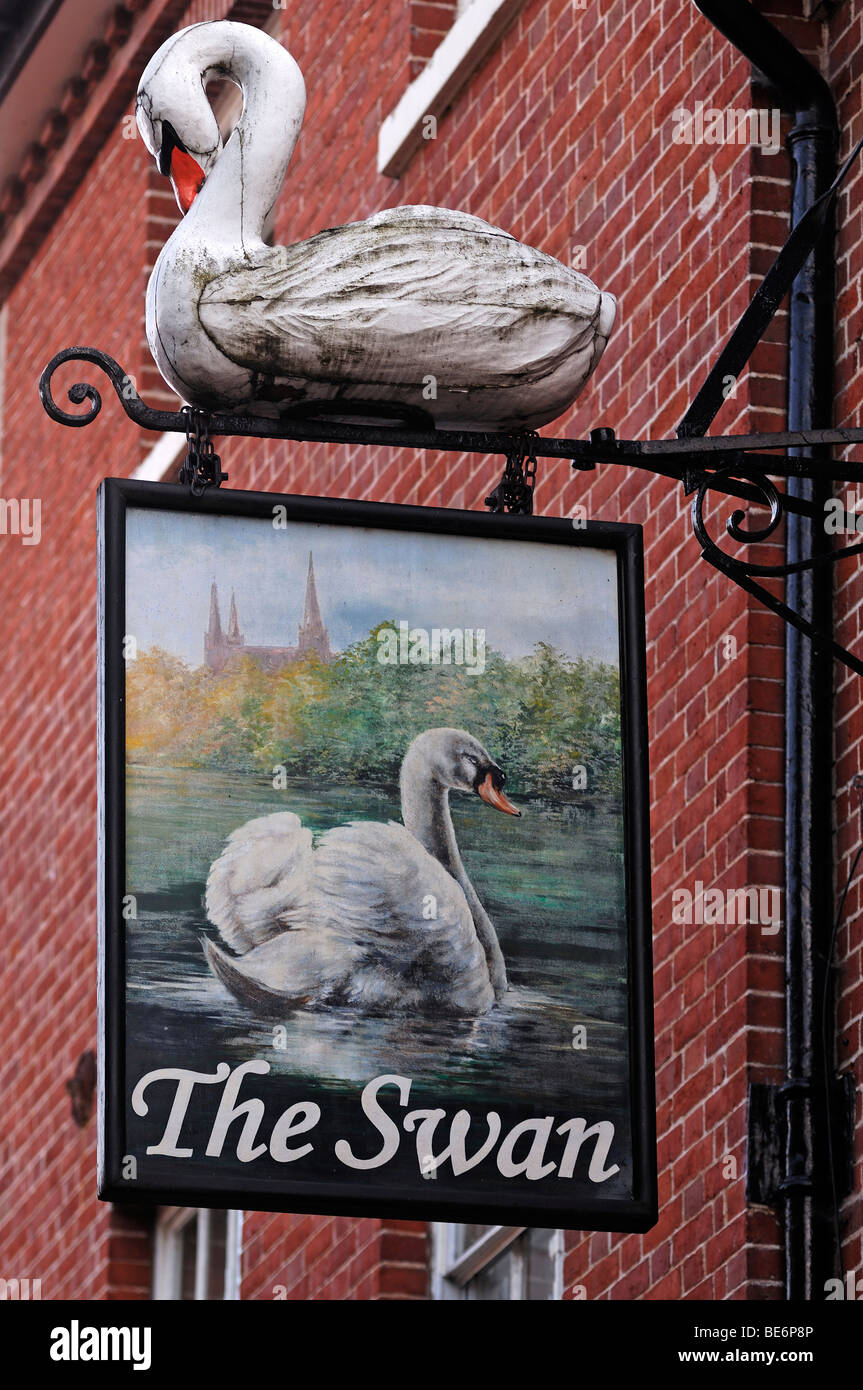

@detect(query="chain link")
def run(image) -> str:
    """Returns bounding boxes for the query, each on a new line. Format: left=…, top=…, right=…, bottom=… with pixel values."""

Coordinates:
left=179, top=407, right=228, bottom=495
left=485, top=432, right=539, bottom=514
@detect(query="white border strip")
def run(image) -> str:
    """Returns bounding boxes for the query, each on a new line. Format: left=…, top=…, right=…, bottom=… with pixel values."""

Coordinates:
left=132, top=429, right=186, bottom=482
left=377, top=0, right=524, bottom=178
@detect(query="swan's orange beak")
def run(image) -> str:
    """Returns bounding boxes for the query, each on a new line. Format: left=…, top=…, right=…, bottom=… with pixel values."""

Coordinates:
left=477, top=772, right=520, bottom=817
left=169, top=146, right=205, bottom=214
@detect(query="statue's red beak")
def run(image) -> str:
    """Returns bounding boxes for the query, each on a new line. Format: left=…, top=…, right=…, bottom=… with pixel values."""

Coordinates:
left=170, top=146, right=205, bottom=214
left=477, top=772, right=521, bottom=816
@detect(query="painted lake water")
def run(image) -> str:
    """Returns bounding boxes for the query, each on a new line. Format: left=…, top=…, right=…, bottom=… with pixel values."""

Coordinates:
left=124, top=765, right=633, bottom=1193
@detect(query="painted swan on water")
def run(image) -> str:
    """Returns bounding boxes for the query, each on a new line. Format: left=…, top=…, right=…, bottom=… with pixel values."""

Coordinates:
left=203, top=728, right=520, bottom=1015
left=136, top=20, right=616, bottom=429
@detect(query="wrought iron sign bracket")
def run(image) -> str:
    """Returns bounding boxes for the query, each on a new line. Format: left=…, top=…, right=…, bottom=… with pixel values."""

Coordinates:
left=584, top=432, right=863, bottom=679
left=38, top=345, right=863, bottom=676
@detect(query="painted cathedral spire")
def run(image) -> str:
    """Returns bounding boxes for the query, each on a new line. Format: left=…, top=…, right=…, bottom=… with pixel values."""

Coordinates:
left=298, top=553, right=330, bottom=659
left=226, top=590, right=243, bottom=645
left=204, top=556, right=332, bottom=672
left=207, top=579, right=222, bottom=640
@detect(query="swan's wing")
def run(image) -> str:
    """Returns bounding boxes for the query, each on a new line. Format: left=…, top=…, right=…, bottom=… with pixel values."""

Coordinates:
left=205, top=811, right=314, bottom=954
left=309, top=820, right=495, bottom=1013
left=198, top=206, right=608, bottom=389
left=203, top=928, right=356, bottom=1012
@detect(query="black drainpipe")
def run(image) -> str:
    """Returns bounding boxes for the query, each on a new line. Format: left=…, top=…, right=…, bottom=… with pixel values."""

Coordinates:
left=694, top=0, right=838, bottom=1298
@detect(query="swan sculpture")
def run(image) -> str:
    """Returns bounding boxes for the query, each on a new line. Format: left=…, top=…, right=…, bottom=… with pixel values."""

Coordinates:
left=203, top=728, right=520, bottom=1015
left=135, top=21, right=616, bottom=429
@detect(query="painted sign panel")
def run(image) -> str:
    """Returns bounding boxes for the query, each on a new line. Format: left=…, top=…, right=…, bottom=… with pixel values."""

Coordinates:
left=98, top=479, right=656, bottom=1231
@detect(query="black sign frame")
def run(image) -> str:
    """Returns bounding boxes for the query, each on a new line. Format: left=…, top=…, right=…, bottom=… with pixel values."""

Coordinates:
left=98, top=478, right=656, bottom=1232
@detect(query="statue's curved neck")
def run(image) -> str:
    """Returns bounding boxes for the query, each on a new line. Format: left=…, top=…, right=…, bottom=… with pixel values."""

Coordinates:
left=182, top=30, right=305, bottom=252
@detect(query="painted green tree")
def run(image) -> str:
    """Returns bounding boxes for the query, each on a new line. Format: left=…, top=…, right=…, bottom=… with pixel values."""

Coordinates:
left=126, top=628, right=621, bottom=798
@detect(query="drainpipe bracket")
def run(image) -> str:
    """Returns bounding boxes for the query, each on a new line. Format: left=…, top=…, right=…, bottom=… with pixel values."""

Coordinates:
left=787, top=120, right=839, bottom=144
left=747, top=1076, right=855, bottom=1207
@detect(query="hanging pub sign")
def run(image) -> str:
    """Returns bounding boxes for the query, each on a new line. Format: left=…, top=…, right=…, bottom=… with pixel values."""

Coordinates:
left=98, top=478, right=656, bottom=1231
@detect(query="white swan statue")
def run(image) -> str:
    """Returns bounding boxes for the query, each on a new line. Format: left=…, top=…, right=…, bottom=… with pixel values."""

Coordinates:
left=203, top=728, right=520, bottom=1015
left=135, top=20, right=616, bottom=430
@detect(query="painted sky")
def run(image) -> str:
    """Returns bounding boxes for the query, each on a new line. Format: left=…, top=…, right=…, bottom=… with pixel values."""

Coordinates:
left=125, top=508, right=620, bottom=667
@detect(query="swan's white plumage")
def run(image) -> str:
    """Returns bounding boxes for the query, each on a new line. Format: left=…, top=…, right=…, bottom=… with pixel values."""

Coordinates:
left=312, top=821, right=494, bottom=1013
left=203, top=814, right=495, bottom=1015
left=137, top=22, right=617, bottom=429
left=200, top=207, right=608, bottom=400
left=201, top=727, right=516, bottom=1015
left=205, top=811, right=313, bottom=953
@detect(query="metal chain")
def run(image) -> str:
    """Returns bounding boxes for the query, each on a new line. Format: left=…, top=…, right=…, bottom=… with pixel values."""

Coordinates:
left=179, top=407, right=228, bottom=495
left=485, top=432, right=539, bottom=514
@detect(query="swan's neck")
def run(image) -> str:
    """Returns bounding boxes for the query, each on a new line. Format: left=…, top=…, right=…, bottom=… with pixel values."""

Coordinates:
left=182, top=29, right=305, bottom=252
left=400, top=764, right=507, bottom=999
left=401, top=774, right=464, bottom=880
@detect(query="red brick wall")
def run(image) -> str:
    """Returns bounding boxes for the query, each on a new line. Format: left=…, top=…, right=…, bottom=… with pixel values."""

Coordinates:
left=0, top=0, right=858, bottom=1301
left=409, top=1, right=458, bottom=81
left=827, top=0, right=863, bottom=1288
left=243, top=1217, right=427, bottom=1300
left=0, top=104, right=152, bottom=1300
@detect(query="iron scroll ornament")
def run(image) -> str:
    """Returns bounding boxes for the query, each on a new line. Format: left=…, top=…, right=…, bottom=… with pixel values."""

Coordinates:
left=691, top=467, right=863, bottom=678
left=37, top=345, right=601, bottom=467
left=41, top=345, right=863, bottom=476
